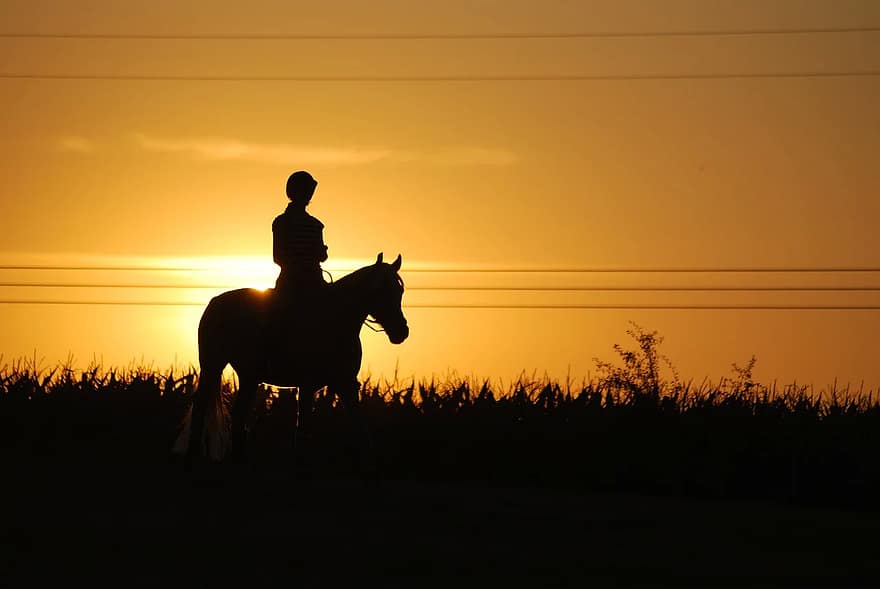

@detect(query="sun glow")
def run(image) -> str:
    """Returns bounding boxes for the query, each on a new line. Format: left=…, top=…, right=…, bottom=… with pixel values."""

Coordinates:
left=181, top=256, right=277, bottom=291
left=162, top=255, right=386, bottom=291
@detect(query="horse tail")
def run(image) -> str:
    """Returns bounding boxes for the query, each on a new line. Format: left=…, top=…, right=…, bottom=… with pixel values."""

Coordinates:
left=173, top=295, right=232, bottom=461
left=173, top=364, right=229, bottom=461
left=174, top=287, right=265, bottom=461
left=199, top=364, right=231, bottom=461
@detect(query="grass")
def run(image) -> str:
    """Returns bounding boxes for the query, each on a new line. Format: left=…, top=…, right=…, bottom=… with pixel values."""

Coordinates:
left=2, top=323, right=879, bottom=509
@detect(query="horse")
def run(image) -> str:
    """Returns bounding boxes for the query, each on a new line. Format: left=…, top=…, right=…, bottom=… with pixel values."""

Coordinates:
left=180, top=252, right=409, bottom=469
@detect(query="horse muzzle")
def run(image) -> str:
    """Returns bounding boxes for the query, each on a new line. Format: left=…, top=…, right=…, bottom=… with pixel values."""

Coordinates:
left=388, top=323, right=409, bottom=344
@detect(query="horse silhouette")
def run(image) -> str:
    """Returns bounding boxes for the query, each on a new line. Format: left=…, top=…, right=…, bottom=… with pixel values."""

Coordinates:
left=181, top=253, right=408, bottom=468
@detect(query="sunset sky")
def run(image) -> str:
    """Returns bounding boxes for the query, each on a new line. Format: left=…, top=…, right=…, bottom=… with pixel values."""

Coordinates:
left=1, top=1, right=878, bottom=388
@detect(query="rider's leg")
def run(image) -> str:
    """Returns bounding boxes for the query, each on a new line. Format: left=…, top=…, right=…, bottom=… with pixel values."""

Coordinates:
left=266, top=294, right=286, bottom=378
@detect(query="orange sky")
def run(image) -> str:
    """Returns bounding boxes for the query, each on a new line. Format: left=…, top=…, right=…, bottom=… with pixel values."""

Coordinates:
left=1, top=1, right=879, bottom=388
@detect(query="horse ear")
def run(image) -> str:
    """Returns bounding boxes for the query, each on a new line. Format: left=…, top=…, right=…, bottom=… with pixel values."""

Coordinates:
left=391, top=254, right=402, bottom=271
left=376, top=252, right=383, bottom=264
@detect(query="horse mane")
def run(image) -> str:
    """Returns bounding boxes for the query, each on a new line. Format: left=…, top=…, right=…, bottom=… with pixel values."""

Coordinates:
left=331, top=263, right=377, bottom=291
left=330, top=260, right=403, bottom=295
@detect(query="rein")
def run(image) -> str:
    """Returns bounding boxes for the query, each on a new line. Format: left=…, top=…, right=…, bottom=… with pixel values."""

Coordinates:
left=364, top=318, right=385, bottom=333
left=328, top=265, right=386, bottom=333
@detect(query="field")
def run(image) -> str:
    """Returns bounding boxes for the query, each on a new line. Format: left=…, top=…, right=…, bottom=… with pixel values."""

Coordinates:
left=3, top=327, right=880, bottom=584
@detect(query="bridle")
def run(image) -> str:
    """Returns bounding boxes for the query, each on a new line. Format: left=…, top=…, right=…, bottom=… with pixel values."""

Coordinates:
left=363, top=267, right=405, bottom=334
left=322, top=263, right=403, bottom=334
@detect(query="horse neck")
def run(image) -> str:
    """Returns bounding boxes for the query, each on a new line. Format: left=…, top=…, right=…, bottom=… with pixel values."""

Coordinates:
left=333, top=265, right=378, bottom=320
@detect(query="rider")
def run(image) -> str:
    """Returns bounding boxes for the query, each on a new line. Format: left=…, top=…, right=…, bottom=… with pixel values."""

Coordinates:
left=273, top=170, right=328, bottom=294
left=268, top=171, right=328, bottom=371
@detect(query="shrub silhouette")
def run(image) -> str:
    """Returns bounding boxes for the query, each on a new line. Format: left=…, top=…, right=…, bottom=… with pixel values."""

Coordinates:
left=2, top=327, right=880, bottom=508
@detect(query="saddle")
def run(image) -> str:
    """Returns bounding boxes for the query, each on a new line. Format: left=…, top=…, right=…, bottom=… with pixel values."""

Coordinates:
left=264, top=284, right=329, bottom=378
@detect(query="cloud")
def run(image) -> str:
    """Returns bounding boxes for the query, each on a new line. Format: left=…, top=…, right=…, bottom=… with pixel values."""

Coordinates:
left=133, top=134, right=392, bottom=166
left=56, top=136, right=96, bottom=153
left=132, top=134, right=516, bottom=167
left=407, top=147, right=519, bottom=167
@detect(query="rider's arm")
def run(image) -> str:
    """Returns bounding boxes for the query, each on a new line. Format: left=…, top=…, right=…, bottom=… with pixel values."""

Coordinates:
left=317, top=227, right=328, bottom=262
left=272, top=218, right=286, bottom=267
left=273, top=230, right=284, bottom=266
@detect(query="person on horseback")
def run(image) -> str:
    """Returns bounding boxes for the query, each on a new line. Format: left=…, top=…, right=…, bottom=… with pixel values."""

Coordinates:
left=268, top=171, right=328, bottom=374
left=273, top=170, right=328, bottom=293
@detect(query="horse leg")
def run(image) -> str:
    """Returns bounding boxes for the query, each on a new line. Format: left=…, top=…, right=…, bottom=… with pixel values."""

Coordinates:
left=331, top=379, right=376, bottom=479
left=293, top=384, right=317, bottom=475
left=230, top=376, right=258, bottom=463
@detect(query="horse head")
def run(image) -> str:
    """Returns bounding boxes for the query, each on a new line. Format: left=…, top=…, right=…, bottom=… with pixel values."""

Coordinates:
left=368, top=252, right=409, bottom=344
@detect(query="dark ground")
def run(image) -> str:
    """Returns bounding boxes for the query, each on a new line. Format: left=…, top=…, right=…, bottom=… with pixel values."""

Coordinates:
left=2, top=458, right=879, bottom=588
left=3, top=367, right=880, bottom=587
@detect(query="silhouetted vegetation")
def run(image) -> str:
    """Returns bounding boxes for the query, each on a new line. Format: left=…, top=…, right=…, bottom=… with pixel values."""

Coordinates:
left=3, top=324, right=879, bottom=509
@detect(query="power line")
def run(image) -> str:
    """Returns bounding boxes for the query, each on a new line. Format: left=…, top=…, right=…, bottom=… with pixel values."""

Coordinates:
left=3, top=265, right=880, bottom=273
left=2, top=282, right=880, bottom=292
left=394, top=286, right=880, bottom=292
left=398, top=267, right=880, bottom=274
left=0, top=265, right=202, bottom=272
left=408, top=304, right=880, bottom=310
left=0, top=282, right=234, bottom=289
left=2, top=27, right=879, bottom=40
left=2, top=72, right=879, bottom=82
left=1, top=300, right=878, bottom=310
left=0, top=300, right=197, bottom=306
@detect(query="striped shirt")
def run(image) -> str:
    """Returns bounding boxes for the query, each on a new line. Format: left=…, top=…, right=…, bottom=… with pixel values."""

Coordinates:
left=272, top=204, right=328, bottom=269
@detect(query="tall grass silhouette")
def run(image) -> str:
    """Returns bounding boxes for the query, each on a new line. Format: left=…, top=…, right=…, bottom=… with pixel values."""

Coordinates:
left=2, top=324, right=878, bottom=507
